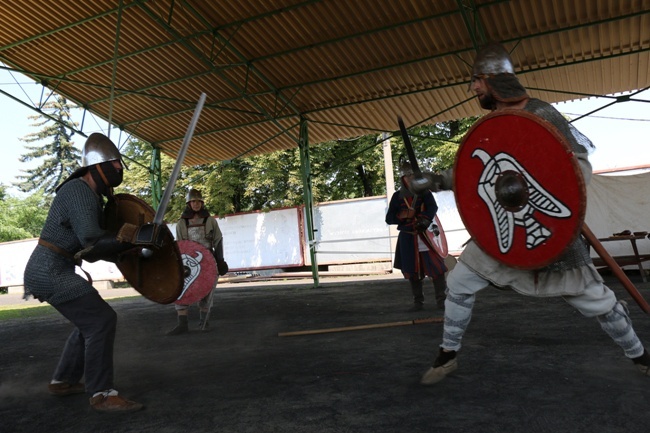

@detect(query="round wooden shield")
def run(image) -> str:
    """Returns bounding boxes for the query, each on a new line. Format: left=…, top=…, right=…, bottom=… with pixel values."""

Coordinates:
left=176, top=240, right=218, bottom=305
left=104, top=194, right=184, bottom=304
left=454, top=111, right=586, bottom=269
left=424, top=215, right=448, bottom=258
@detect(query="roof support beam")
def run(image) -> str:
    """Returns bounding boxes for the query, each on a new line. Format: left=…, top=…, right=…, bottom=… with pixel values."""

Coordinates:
left=106, top=0, right=125, bottom=137
left=455, top=0, right=488, bottom=51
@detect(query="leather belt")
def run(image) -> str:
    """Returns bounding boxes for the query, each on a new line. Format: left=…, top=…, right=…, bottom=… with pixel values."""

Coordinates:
left=37, top=238, right=92, bottom=284
left=38, top=238, right=75, bottom=260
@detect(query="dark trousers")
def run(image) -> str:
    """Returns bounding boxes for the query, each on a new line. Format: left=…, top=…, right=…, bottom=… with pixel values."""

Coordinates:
left=52, top=292, right=117, bottom=394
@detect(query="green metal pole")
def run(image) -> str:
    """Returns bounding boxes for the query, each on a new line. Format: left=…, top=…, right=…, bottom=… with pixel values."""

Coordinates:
left=298, top=116, right=319, bottom=288
left=150, top=147, right=163, bottom=210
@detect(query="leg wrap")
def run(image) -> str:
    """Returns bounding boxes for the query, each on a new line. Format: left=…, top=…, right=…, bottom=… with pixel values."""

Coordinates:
left=441, top=292, right=475, bottom=352
left=597, top=301, right=645, bottom=359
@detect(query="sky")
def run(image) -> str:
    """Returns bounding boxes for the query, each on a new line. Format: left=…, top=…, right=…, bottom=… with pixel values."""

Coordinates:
left=0, top=69, right=649, bottom=197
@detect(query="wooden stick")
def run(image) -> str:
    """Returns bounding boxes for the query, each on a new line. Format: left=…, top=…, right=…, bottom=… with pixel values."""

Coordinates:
left=582, top=224, right=650, bottom=313
left=278, top=316, right=443, bottom=337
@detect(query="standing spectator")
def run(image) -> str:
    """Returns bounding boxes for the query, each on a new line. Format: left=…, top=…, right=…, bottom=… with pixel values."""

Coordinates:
left=167, top=188, right=228, bottom=335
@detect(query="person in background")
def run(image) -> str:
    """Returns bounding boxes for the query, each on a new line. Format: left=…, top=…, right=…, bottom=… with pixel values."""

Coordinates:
left=167, top=188, right=228, bottom=335
left=386, top=160, right=447, bottom=312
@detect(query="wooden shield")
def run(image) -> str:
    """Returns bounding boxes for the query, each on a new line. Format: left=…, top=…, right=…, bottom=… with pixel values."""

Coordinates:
left=176, top=240, right=218, bottom=305
left=454, top=111, right=586, bottom=269
left=104, top=194, right=183, bottom=304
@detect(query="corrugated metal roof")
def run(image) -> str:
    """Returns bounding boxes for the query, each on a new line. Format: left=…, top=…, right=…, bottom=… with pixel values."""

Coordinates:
left=0, top=0, right=648, bottom=165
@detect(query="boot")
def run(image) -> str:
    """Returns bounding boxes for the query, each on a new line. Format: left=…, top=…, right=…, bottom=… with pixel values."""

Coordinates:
left=90, top=390, right=143, bottom=413
left=166, top=315, right=188, bottom=336
left=408, top=278, right=424, bottom=312
left=632, top=349, right=650, bottom=376
left=432, top=276, right=447, bottom=310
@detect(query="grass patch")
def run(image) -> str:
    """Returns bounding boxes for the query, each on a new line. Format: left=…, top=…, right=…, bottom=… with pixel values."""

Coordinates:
left=0, top=304, right=58, bottom=320
left=0, top=294, right=143, bottom=321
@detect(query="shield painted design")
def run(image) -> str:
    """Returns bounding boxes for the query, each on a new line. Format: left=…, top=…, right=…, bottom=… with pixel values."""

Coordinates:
left=454, top=110, right=586, bottom=269
left=176, top=240, right=218, bottom=305
left=422, top=214, right=448, bottom=258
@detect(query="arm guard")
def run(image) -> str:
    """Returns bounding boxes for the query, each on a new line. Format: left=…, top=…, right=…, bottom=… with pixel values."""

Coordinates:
left=74, top=233, right=136, bottom=263
left=213, top=239, right=228, bottom=275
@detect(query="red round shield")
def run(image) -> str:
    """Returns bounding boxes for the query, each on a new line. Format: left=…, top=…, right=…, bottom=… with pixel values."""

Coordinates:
left=423, top=215, right=448, bottom=258
left=454, top=110, right=586, bottom=269
left=175, top=240, right=218, bottom=305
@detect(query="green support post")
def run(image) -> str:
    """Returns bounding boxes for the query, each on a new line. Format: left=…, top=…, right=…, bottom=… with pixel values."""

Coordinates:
left=150, top=147, right=163, bottom=210
left=298, top=116, right=319, bottom=288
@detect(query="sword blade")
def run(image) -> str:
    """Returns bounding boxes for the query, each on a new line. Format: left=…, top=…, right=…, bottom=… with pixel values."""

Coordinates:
left=397, top=116, right=432, bottom=194
left=153, top=92, right=207, bottom=225
left=397, top=116, right=422, bottom=176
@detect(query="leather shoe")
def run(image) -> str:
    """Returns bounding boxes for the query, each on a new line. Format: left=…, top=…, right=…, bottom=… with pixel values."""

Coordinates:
left=420, top=358, right=457, bottom=385
left=48, top=382, right=85, bottom=396
left=90, top=394, right=144, bottom=413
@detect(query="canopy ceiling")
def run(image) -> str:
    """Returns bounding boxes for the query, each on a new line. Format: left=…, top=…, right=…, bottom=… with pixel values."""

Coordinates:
left=1, top=0, right=648, bottom=165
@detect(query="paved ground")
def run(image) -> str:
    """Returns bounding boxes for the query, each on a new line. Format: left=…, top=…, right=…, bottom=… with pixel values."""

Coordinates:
left=1, top=271, right=650, bottom=433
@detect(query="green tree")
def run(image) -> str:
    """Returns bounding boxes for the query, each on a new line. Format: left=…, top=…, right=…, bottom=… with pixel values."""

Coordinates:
left=311, top=135, right=387, bottom=200
left=390, top=117, right=478, bottom=187
left=15, top=95, right=81, bottom=195
left=0, top=190, right=50, bottom=242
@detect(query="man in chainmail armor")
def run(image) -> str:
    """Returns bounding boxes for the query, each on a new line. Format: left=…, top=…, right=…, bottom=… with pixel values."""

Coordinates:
left=421, top=43, right=650, bottom=385
left=166, top=188, right=228, bottom=335
left=24, top=133, right=163, bottom=412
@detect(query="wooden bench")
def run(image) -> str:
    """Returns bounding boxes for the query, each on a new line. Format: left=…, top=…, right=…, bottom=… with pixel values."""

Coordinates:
left=592, top=234, right=650, bottom=282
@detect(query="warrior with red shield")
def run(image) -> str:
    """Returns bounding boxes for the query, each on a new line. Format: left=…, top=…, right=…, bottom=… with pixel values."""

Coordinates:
left=420, top=43, right=650, bottom=385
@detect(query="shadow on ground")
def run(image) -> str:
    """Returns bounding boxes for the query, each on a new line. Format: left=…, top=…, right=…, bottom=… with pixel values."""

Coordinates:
left=1, top=272, right=650, bottom=433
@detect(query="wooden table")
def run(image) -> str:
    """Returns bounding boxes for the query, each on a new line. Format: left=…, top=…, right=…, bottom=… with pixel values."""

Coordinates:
left=593, top=234, right=650, bottom=282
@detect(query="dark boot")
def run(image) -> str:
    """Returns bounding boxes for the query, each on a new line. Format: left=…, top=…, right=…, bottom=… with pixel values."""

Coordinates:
left=432, top=276, right=447, bottom=310
left=166, top=315, right=188, bottom=336
left=408, top=278, right=424, bottom=312
left=633, top=349, right=650, bottom=376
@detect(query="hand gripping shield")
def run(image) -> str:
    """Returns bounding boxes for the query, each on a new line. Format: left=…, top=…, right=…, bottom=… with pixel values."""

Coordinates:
left=454, top=111, right=586, bottom=269
left=104, top=194, right=184, bottom=304
left=175, top=240, right=218, bottom=305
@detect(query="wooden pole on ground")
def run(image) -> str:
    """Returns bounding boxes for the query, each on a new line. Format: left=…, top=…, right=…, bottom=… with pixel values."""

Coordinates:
left=278, top=316, right=443, bottom=337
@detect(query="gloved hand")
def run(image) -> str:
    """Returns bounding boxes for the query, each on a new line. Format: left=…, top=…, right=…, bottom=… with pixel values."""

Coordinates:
left=117, top=222, right=166, bottom=248
left=217, top=260, right=229, bottom=276
left=414, top=215, right=431, bottom=232
left=424, top=170, right=453, bottom=192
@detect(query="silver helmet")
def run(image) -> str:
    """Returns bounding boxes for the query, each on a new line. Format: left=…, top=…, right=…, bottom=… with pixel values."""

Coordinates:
left=55, top=133, right=123, bottom=192
left=399, top=160, right=414, bottom=177
left=472, top=43, right=516, bottom=77
left=186, top=188, right=204, bottom=203
left=81, top=133, right=121, bottom=167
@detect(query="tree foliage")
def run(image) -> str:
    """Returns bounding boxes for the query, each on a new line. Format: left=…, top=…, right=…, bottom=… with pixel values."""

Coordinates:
left=0, top=189, right=50, bottom=242
left=4, top=114, right=478, bottom=240
left=14, top=95, right=81, bottom=195
left=390, top=117, right=478, bottom=189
